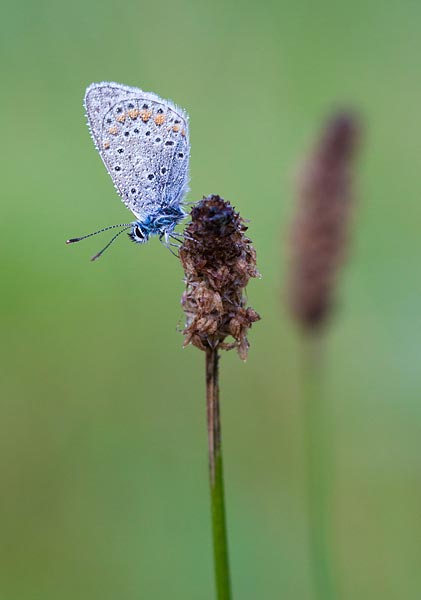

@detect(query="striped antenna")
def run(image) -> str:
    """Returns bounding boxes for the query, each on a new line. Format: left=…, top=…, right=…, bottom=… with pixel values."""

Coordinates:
left=90, top=226, right=131, bottom=261
left=66, top=223, right=132, bottom=244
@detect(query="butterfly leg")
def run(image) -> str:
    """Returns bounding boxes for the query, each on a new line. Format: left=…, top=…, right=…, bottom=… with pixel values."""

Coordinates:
left=170, top=231, right=199, bottom=244
left=159, top=232, right=180, bottom=257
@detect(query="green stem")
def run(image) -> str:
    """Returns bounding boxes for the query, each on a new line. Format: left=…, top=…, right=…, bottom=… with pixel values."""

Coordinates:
left=205, top=348, right=232, bottom=600
left=301, top=333, right=336, bottom=600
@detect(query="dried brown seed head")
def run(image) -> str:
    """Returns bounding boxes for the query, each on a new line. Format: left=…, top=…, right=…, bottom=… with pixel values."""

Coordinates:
left=180, top=195, right=260, bottom=359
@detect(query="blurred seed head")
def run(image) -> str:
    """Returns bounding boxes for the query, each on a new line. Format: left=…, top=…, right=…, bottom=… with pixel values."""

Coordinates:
left=180, top=195, right=260, bottom=360
left=288, top=112, right=361, bottom=331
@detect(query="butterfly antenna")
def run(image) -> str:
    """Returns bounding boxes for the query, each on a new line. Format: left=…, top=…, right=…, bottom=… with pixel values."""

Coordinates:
left=66, top=223, right=132, bottom=244
left=90, top=226, right=131, bottom=262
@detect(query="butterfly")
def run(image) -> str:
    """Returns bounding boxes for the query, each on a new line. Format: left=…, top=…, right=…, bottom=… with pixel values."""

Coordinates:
left=67, top=82, right=190, bottom=260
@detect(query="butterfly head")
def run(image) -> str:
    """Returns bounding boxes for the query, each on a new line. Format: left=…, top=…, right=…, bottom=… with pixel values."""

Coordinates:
left=128, top=223, right=150, bottom=244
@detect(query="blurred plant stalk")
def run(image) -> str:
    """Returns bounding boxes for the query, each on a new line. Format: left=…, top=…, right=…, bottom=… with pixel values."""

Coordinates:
left=301, top=333, right=335, bottom=600
left=180, top=195, right=260, bottom=599
left=287, top=113, right=361, bottom=600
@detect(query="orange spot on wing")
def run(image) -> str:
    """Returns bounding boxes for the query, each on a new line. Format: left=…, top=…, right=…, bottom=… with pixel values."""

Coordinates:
left=103, top=141, right=110, bottom=149
left=140, top=109, right=152, bottom=122
left=154, top=114, right=165, bottom=126
left=181, top=129, right=186, bottom=137
left=128, top=109, right=139, bottom=119
left=109, top=126, right=118, bottom=135
left=172, top=125, right=180, bottom=133
left=116, top=113, right=126, bottom=123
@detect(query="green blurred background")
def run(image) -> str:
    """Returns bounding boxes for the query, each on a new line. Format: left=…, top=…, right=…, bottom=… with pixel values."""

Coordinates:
left=1, top=0, right=421, bottom=598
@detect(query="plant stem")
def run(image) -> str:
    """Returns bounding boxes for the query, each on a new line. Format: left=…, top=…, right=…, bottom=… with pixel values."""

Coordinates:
left=301, top=333, right=336, bottom=600
left=205, top=347, right=232, bottom=600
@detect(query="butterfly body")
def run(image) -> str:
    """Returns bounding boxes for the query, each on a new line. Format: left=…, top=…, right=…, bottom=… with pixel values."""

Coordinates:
left=128, top=205, right=186, bottom=244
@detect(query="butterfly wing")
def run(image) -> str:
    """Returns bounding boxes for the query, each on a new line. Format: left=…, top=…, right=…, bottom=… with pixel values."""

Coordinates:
left=84, top=82, right=190, bottom=221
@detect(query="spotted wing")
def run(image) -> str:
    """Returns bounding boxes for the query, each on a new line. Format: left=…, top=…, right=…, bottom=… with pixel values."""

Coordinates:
left=84, top=82, right=190, bottom=221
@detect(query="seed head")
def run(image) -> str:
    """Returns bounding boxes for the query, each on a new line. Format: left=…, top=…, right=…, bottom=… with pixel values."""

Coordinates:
left=180, top=195, right=260, bottom=360
left=288, top=112, right=361, bottom=330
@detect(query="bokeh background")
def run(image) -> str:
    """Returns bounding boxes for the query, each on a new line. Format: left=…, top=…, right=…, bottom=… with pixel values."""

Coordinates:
left=1, top=0, right=421, bottom=598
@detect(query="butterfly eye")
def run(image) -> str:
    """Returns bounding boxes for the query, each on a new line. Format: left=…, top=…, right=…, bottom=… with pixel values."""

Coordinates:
left=135, top=227, right=144, bottom=239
